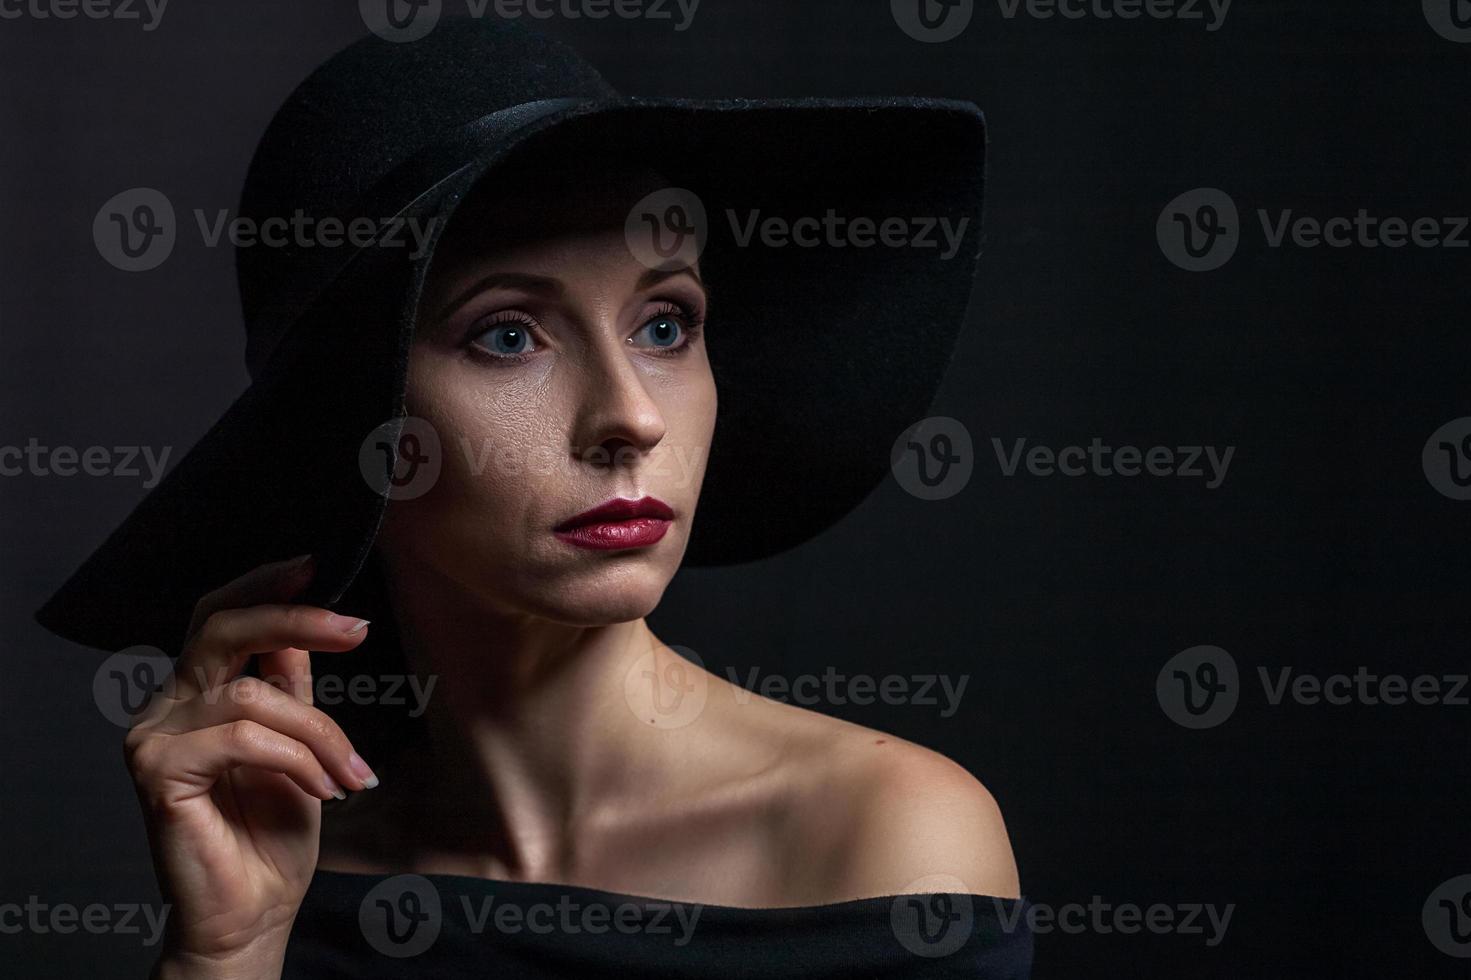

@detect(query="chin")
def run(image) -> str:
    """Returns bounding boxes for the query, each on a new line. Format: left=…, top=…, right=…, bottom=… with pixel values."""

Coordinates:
left=530, top=558, right=677, bottom=626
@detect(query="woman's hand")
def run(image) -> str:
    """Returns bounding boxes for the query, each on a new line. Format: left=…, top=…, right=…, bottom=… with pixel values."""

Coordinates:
left=125, top=556, right=378, bottom=980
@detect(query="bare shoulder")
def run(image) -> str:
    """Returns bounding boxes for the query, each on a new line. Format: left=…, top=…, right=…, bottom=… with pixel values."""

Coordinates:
left=830, top=733, right=1019, bottom=900
left=724, top=691, right=1021, bottom=904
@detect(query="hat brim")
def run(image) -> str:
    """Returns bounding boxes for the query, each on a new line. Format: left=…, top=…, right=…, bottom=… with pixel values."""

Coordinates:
left=37, top=96, right=987, bottom=653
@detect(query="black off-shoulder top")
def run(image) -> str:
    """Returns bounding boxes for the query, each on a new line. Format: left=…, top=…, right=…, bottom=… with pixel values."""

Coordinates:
left=281, top=869, right=1034, bottom=978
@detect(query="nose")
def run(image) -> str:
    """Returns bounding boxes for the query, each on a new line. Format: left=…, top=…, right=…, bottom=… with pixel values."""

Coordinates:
left=570, top=336, right=668, bottom=469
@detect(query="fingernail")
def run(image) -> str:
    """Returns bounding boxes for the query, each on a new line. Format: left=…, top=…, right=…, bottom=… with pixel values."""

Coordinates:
left=348, top=752, right=380, bottom=790
left=327, top=614, right=370, bottom=634
left=324, top=775, right=347, bottom=801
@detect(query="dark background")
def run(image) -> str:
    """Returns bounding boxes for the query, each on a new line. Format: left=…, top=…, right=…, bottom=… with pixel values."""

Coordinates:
left=3, top=0, right=1468, bottom=976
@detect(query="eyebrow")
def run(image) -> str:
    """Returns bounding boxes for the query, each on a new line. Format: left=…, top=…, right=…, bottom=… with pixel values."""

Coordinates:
left=433, top=265, right=707, bottom=326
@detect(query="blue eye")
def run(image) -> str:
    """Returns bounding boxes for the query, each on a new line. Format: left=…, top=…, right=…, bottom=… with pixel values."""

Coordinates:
left=635, top=314, right=684, bottom=350
left=474, top=322, right=536, bottom=356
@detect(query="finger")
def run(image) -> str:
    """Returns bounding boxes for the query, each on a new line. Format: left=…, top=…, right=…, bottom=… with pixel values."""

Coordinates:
left=185, top=555, right=317, bottom=643
left=170, top=604, right=369, bottom=700
left=143, top=720, right=344, bottom=804
left=260, top=647, right=313, bottom=706
left=161, top=675, right=376, bottom=792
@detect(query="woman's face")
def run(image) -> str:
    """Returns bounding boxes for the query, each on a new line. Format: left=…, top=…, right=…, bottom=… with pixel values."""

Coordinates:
left=378, top=221, right=716, bottom=626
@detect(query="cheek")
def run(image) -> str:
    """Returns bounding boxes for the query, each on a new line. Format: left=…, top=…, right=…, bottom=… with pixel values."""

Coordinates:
left=405, top=353, right=566, bottom=538
left=651, top=361, right=718, bottom=495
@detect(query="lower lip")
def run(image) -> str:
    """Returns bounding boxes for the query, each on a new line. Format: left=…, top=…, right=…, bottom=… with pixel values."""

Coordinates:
left=554, top=518, right=671, bottom=551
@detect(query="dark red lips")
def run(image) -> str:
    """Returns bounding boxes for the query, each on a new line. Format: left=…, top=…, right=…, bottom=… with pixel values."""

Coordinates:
left=553, top=496, right=674, bottom=551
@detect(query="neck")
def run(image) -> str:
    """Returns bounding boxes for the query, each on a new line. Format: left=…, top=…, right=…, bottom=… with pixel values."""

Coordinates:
left=375, top=556, right=691, bottom=881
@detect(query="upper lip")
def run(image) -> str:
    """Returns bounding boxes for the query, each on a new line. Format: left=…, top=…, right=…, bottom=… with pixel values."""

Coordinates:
left=554, top=495, right=674, bottom=532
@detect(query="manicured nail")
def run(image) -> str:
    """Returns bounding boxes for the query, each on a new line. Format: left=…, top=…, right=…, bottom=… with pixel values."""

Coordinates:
left=348, top=752, right=380, bottom=789
left=328, top=614, right=370, bottom=634
left=324, top=775, right=347, bottom=801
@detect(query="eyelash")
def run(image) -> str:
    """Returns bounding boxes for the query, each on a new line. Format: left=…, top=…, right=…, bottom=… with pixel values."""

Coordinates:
left=465, top=300, right=706, bottom=366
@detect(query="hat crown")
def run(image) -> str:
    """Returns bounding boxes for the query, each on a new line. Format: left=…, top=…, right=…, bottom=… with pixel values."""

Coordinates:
left=236, top=19, right=616, bottom=355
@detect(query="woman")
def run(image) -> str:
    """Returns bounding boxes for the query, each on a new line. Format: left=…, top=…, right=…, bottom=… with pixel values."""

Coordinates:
left=39, top=17, right=1030, bottom=979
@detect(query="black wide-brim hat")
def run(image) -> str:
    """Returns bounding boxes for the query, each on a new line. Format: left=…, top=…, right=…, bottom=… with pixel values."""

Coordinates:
left=37, top=18, right=987, bottom=654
